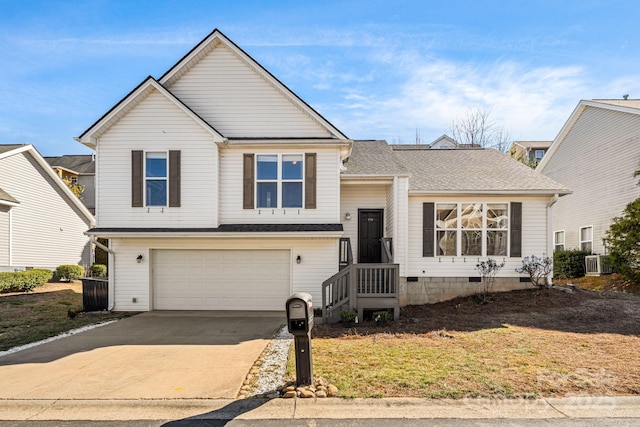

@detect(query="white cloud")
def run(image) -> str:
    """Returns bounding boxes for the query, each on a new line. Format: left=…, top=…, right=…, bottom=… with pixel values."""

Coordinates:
left=331, top=56, right=591, bottom=144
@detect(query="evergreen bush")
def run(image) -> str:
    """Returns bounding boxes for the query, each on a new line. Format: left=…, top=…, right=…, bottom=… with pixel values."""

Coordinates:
left=553, top=249, right=590, bottom=279
left=55, top=264, right=85, bottom=281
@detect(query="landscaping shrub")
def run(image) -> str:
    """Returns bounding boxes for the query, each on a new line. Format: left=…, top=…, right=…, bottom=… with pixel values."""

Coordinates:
left=605, top=197, right=640, bottom=282
left=55, top=264, right=85, bottom=281
left=553, top=249, right=590, bottom=279
left=90, top=263, right=107, bottom=278
left=515, top=255, right=553, bottom=289
left=0, top=269, right=53, bottom=293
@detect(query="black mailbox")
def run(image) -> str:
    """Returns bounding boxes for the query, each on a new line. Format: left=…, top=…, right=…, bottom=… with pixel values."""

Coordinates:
left=286, top=292, right=313, bottom=334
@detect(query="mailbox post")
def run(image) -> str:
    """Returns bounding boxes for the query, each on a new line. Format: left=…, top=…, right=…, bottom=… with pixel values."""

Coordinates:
left=286, top=292, right=314, bottom=387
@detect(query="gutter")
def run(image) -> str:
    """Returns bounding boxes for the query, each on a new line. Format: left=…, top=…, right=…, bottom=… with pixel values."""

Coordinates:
left=90, top=236, right=116, bottom=311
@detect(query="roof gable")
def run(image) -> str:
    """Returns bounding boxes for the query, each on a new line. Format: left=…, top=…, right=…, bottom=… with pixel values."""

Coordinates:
left=76, top=77, right=225, bottom=148
left=538, top=99, right=640, bottom=171
left=429, top=134, right=458, bottom=149
left=0, top=145, right=94, bottom=222
left=158, top=29, right=348, bottom=140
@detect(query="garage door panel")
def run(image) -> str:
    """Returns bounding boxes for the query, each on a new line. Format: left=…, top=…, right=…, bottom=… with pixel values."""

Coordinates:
left=153, top=250, right=290, bottom=310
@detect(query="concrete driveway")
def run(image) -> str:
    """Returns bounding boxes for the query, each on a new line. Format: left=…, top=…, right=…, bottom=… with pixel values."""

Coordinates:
left=0, top=311, right=285, bottom=399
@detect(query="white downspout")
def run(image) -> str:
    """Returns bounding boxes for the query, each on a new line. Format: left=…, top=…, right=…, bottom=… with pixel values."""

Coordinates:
left=90, top=236, right=116, bottom=310
left=546, top=194, right=559, bottom=278
left=8, top=209, right=12, bottom=266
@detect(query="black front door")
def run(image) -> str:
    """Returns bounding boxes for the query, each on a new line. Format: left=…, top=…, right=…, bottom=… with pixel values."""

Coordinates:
left=358, top=209, right=383, bottom=263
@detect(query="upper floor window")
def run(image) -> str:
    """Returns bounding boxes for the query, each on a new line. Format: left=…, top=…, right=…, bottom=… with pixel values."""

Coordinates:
left=534, top=149, right=545, bottom=161
left=435, top=202, right=509, bottom=257
left=256, top=154, right=303, bottom=208
left=70, top=176, right=78, bottom=185
left=580, top=226, right=593, bottom=253
left=554, top=230, right=565, bottom=251
left=145, top=152, right=167, bottom=206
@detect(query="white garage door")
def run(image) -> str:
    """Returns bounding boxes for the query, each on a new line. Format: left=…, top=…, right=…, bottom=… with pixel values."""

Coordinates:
left=152, top=250, right=290, bottom=310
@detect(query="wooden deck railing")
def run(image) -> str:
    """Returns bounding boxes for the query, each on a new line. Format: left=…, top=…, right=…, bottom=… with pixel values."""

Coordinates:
left=322, top=263, right=399, bottom=323
left=339, top=237, right=353, bottom=270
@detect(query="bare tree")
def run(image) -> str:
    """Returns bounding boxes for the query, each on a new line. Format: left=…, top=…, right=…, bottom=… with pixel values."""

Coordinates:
left=450, top=107, right=510, bottom=152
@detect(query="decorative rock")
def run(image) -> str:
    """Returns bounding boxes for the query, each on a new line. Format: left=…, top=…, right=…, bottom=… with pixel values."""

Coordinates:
left=282, top=390, right=296, bottom=398
left=285, top=385, right=296, bottom=392
left=298, top=388, right=315, bottom=398
left=315, top=390, right=327, bottom=398
left=327, top=385, right=339, bottom=397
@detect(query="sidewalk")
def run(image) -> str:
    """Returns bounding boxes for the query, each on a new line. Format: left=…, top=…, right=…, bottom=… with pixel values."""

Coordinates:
left=1, top=396, right=639, bottom=422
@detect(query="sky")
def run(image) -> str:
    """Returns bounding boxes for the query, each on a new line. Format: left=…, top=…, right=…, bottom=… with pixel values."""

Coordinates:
left=2, top=0, right=640, bottom=156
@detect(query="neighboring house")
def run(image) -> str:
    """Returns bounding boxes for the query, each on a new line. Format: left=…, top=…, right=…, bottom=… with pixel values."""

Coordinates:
left=45, top=154, right=96, bottom=214
left=538, top=99, right=640, bottom=257
left=429, top=134, right=458, bottom=149
left=509, top=141, right=552, bottom=165
left=75, top=29, right=569, bottom=316
left=0, top=144, right=95, bottom=272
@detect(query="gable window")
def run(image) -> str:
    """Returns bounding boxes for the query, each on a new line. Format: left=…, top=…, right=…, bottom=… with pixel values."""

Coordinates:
left=580, top=226, right=593, bottom=253
left=256, top=154, right=303, bottom=208
left=145, top=152, right=167, bottom=206
left=534, top=149, right=545, bottom=161
left=70, top=176, right=78, bottom=185
left=434, top=202, right=509, bottom=257
left=554, top=231, right=565, bottom=251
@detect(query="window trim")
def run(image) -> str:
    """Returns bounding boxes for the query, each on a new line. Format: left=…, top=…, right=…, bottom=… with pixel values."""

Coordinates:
left=144, top=150, right=169, bottom=207
left=434, top=202, right=510, bottom=257
left=255, top=153, right=305, bottom=209
left=579, top=225, right=593, bottom=253
left=554, top=230, right=565, bottom=252
left=534, top=149, right=545, bottom=160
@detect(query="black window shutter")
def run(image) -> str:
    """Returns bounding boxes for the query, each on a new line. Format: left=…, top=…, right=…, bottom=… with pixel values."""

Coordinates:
left=305, top=153, right=317, bottom=209
left=131, top=150, right=143, bottom=207
left=169, top=150, right=181, bottom=207
left=510, top=202, right=522, bottom=257
left=423, top=202, right=435, bottom=257
left=243, top=154, right=254, bottom=209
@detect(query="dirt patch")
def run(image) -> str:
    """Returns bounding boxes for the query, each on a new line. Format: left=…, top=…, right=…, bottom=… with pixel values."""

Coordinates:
left=314, top=287, right=640, bottom=338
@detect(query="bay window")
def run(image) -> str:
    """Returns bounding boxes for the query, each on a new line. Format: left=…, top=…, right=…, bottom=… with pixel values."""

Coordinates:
left=434, top=202, right=509, bottom=257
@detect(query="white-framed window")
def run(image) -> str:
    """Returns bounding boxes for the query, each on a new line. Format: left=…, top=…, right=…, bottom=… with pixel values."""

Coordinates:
left=554, top=230, right=565, bottom=251
left=145, top=151, right=168, bottom=206
left=580, top=226, right=593, bottom=253
left=534, top=149, right=545, bottom=160
left=256, top=154, right=303, bottom=208
left=435, top=202, right=509, bottom=257
left=70, top=176, right=78, bottom=185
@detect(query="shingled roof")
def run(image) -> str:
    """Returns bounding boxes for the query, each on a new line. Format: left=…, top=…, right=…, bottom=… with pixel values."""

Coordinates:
left=391, top=145, right=570, bottom=194
left=0, top=187, right=19, bottom=204
left=342, top=140, right=409, bottom=176
left=44, top=155, right=95, bottom=174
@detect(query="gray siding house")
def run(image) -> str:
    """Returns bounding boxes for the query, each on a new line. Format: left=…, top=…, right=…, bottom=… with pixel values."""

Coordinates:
left=538, top=99, right=640, bottom=255
left=0, top=144, right=95, bottom=271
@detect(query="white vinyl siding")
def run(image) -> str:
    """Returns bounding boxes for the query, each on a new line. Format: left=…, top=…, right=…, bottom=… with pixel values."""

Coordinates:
left=165, top=43, right=332, bottom=138
left=0, top=152, right=91, bottom=269
left=406, top=196, right=549, bottom=277
left=540, top=106, right=640, bottom=254
left=220, top=148, right=340, bottom=223
left=109, top=237, right=338, bottom=311
left=340, top=184, right=387, bottom=264
left=95, top=90, right=219, bottom=228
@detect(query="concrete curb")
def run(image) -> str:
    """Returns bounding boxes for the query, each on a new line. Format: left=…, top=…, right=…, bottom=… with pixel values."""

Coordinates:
left=1, top=397, right=638, bottom=421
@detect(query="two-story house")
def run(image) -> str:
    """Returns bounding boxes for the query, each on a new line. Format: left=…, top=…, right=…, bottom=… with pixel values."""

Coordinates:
left=538, top=99, right=640, bottom=271
left=45, top=154, right=96, bottom=214
left=76, top=29, right=569, bottom=318
left=509, top=141, right=552, bottom=166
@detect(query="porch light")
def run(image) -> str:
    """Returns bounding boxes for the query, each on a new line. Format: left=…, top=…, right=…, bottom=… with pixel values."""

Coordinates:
left=136, top=254, right=143, bottom=263
left=296, top=255, right=302, bottom=264
left=344, top=212, right=351, bottom=221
